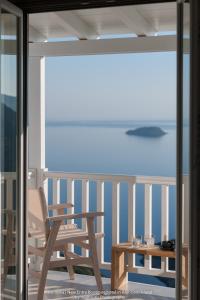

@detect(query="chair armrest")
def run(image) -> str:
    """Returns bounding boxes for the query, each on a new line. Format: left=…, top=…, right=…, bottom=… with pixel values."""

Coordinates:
left=48, top=203, right=74, bottom=211
left=47, top=211, right=104, bottom=222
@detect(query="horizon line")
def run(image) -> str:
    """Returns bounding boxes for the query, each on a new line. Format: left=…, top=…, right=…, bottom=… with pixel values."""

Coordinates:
left=46, top=119, right=176, bottom=123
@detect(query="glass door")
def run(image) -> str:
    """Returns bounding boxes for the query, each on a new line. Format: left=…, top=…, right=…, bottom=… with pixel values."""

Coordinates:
left=177, top=0, right=190, bottom=299
left=0, top=1, right=26, bottom=299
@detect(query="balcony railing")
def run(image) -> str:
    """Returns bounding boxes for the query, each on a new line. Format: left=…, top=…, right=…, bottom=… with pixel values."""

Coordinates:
left=2, top=169, right=189, bottom=281
left=42, top=170, right=178, bottom=279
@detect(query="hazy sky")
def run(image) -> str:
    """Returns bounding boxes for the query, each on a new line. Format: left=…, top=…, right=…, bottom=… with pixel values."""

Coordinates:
left=46, top=52, right=176, bottom=122
left=1, top=55, right=17, bottom=97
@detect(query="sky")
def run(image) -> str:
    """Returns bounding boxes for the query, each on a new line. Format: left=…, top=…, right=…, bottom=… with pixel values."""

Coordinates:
left=1, top=55, right=17, bottom=97
left=45, top=51, right=176, bottom=122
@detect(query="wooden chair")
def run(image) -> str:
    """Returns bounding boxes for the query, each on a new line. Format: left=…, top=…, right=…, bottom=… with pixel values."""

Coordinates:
left=28, top=188, right=104, bottom=299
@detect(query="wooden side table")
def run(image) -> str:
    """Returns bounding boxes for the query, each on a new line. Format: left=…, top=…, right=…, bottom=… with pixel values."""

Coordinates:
left=111, top=242, right=188, bottom=290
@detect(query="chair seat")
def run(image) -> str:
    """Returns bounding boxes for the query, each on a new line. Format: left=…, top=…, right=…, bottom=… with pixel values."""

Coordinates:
left=29, top=225, right=104, bottom=249
left=55, top=227, right=88, bottom=243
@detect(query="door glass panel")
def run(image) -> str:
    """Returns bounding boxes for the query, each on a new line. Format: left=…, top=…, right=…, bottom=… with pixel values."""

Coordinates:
left=0, top=8, right=18, bottom=297
left=182, top=1, right=190, bottom=298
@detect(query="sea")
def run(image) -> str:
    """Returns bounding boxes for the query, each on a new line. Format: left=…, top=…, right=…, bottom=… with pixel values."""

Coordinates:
left=46, top=120, right=176, bottom=287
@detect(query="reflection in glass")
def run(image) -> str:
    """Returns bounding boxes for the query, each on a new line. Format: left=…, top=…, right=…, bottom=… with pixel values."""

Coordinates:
left=1, top=9, right=18, bottom=296
left=182, top=1, right=190, bottom=298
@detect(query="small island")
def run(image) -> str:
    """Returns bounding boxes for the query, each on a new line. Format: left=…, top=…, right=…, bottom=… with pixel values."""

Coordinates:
left=126, top=126, right=167, bottom=138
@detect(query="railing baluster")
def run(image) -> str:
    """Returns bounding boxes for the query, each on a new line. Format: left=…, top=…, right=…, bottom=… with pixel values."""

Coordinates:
left=67, top=179, right=75, bottom=252
left=161, top=185, right=169, bottom=241
left=144, top=184, right=152, bottom=237
left=53, top=178, right=60, bottom=210
left=128, top=182, right=136, bottom=267
left=161, top=185, right=169, bottom=272
left=82, top=179, right=89, bottom=257
left=6, top=179, right=13, bottom=210
left=52, top=178, right=60, bottom=258
left=67, top=179, right=75, bottom=222
left=97, top=180, right=104, bottom=265
left=112, top=181, right=120, bottom=245
left=144, top=184, right=152, bottom=270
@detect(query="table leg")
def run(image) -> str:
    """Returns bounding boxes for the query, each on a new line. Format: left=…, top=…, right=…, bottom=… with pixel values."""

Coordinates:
left=111, top=249, right=127, bottom=290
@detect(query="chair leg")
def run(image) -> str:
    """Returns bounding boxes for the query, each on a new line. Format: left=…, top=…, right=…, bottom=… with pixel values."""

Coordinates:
left=92, top=252, right=103, bottom=292
left=87, top=218, right=103, bottom=292
left=38, top=253, right=50, bottom=300
left=64, top=245, right=75, bottom=280
left=37, top=221, right=61, bottom=300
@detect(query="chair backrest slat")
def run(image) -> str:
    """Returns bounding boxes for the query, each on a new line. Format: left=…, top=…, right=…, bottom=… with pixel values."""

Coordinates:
left=28, top=188, right=49, bottom=241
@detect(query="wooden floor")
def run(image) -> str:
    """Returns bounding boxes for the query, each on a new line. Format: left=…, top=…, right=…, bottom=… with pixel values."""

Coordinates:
left=3, top=271, right=175, bottom=299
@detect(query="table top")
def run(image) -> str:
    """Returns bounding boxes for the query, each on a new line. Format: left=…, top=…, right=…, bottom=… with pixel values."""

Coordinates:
left=112, top=242, right=176, bottom=258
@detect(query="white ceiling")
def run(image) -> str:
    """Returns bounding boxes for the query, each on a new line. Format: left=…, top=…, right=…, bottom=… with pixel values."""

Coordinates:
left=29, top=2, right=178, bottom=42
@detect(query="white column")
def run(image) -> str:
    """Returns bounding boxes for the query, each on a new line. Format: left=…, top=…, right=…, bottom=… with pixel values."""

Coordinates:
left=28, top=56, right=46, bottom=271
left=28, top=56, right=46, bottom=188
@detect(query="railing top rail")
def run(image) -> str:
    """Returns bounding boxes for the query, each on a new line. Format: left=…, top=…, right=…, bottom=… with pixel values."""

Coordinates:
left=43, top=171, right=176, bottom=185
left=43, top=171, right=137, bottom=183
left=136, top=176, right=176, bottom=185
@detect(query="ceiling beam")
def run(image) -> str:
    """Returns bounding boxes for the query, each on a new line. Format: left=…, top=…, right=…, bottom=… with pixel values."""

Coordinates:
left=54, top=11, right=98, bottom=40
left=113, top=6, right=157, bottom=36
left=29, top=26, right=47, bottom=42
left=29, top=35, right=177, bottom=57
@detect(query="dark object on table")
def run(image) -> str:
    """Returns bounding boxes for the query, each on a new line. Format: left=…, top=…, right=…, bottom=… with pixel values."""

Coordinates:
left=160, top=239, right=175, bottom=251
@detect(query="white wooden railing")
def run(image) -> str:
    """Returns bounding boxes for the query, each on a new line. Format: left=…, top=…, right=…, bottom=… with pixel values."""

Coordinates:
left=2, top=170, right=189, bottom=279
left=41, top=170, right=179, bottom=279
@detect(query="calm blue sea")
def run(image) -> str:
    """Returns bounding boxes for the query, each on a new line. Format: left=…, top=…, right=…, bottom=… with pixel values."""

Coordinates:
left=46, top=121, right=176, bottom=287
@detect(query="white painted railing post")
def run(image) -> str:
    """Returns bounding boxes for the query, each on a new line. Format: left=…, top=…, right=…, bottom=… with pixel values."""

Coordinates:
left=37, top=168, right=48, bottom=201
left=161, top=185, right=169, bottom=272
left=128, top=182, right=136, bottom=267
left=161, top=185, right=169, bottom=241
left=97, top=180, right=104, bottom=264
left=112, top=181, right=120, bottom=245
left=144, top=184, right=152, bottom=270
left=52, top=178, right=60, bottom=258
left=82, top=179, right=89, bottom=257
left=144, top=184, right=152, bottom=237
left=67, top=179, right=75, bottom=220
left=28, top=169, right=37, bottom=188
left=52, top=178, right=60, bottom=210
left=67, top=179, right=75, bottom=252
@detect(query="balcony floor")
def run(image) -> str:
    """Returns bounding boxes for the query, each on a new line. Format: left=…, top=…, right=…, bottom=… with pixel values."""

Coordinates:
left=3, top=271, right=175, bottom=299
left=27, top=271, right=175, bottom=300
